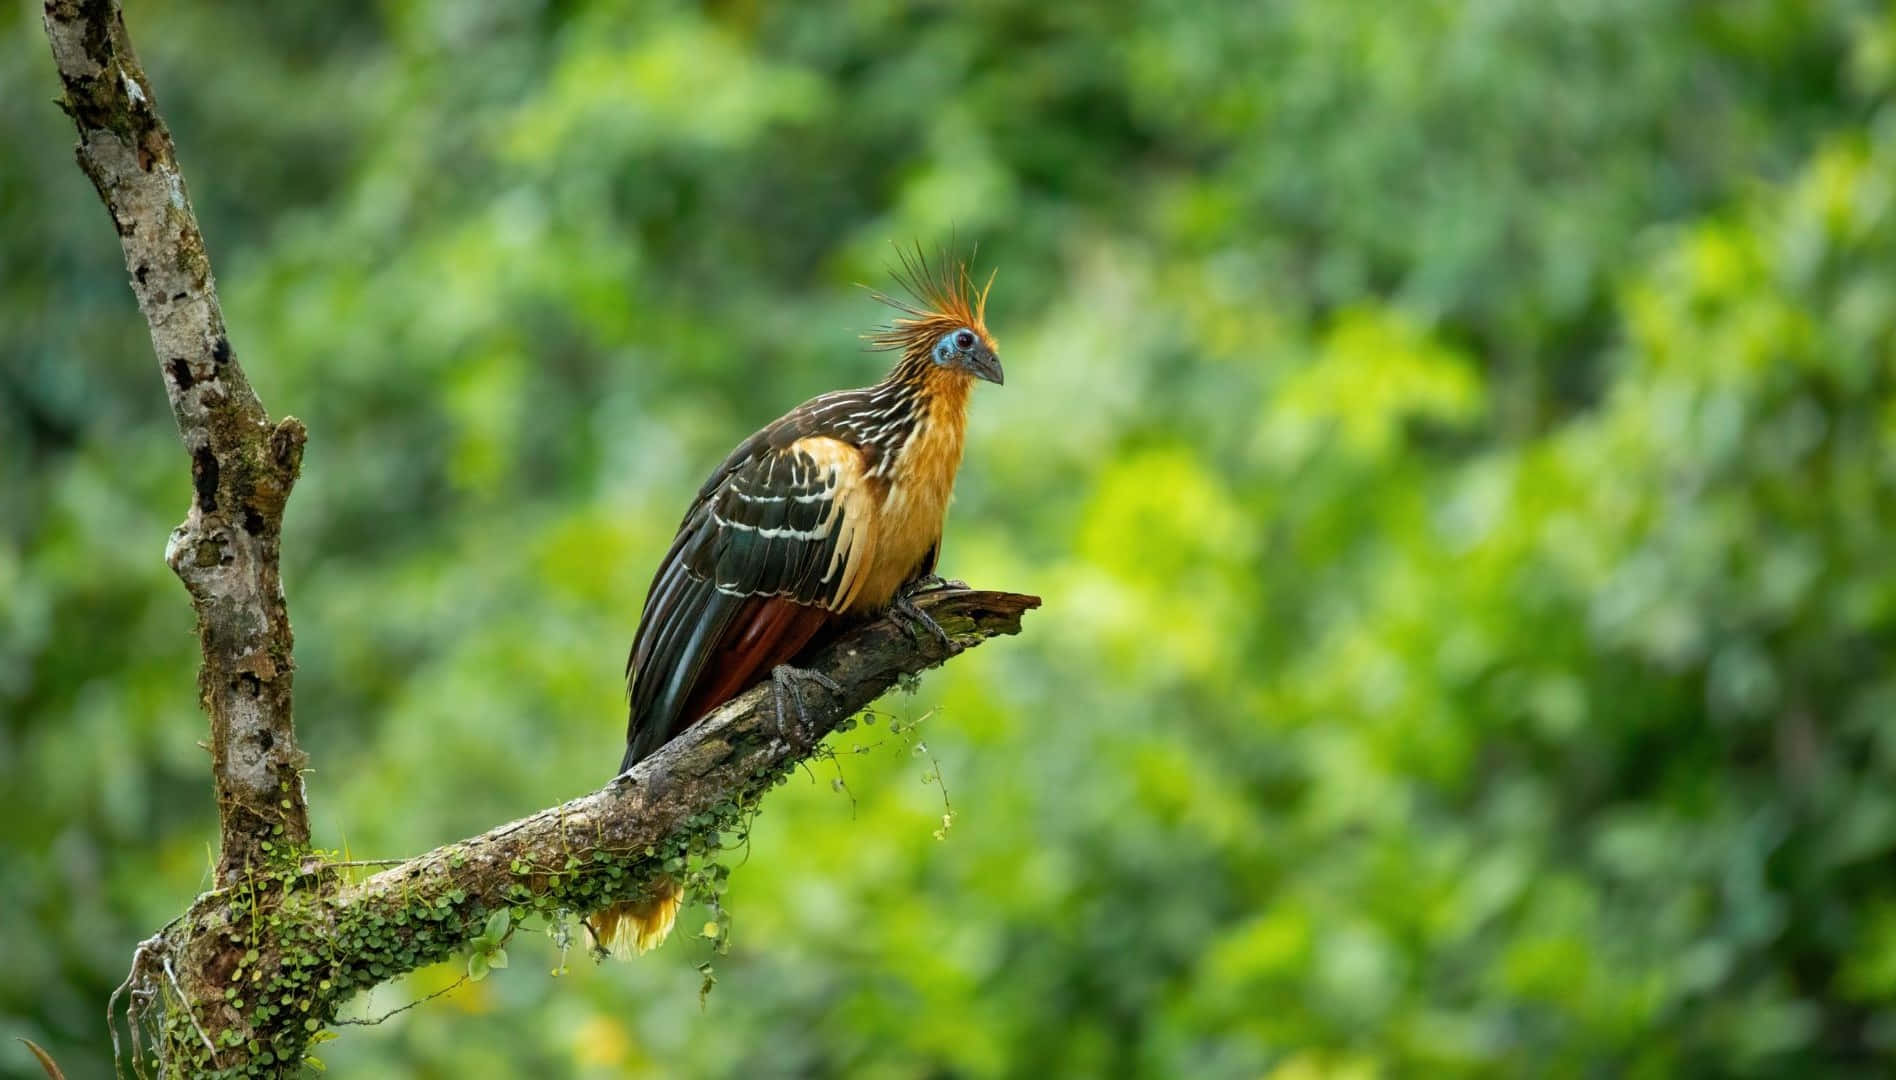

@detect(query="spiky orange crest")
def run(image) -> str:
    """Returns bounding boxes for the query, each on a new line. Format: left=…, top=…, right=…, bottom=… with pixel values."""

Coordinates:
left=866, top=245, right=997, bottom=360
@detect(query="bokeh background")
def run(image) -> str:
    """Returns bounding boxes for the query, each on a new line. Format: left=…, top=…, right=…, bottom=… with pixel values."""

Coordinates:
left=6, top=1, right=1896, bottom=1076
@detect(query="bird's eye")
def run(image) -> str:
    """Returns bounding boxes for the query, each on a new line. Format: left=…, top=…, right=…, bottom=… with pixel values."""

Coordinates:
left=954, top=330, right=975, bottom=350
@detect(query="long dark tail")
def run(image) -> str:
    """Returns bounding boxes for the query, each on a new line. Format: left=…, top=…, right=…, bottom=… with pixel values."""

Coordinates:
left=603, top=597, right=834, bottom=957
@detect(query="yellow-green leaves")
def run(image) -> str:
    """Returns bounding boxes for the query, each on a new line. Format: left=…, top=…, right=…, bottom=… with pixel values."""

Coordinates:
left=1265, top=308, right=1485, bottom=464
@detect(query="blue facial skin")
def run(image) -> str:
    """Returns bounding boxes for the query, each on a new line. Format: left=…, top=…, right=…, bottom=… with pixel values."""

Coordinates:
left=932, top=327, right=1004, bottom=384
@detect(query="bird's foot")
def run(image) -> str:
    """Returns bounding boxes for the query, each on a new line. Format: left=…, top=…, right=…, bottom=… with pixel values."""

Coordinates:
left=890, top=590, right=963, bottom=656
left=771, top=664, right=843, bottom=749
left=905, top=574, right=969, bottom=594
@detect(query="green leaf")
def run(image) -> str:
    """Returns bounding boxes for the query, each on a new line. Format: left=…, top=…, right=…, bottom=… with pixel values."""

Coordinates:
left=484, top=908, right=511, bottom=944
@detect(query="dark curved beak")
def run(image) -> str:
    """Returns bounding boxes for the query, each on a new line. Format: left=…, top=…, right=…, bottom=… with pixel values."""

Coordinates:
left=967, top=347, right=1004, bottom=385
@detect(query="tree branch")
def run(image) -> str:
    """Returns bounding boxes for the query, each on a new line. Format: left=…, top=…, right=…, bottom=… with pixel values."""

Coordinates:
left=43, top=0, right=309, bottom=887
left=43, top=2, right=1041, bottom=1075
left=138, top=588, right=1036, bottom=1075
left=337, top=589, right=1038, bottom=919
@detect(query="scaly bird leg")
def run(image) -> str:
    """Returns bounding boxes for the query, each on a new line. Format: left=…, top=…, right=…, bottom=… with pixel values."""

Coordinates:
left=907, top=574, right=969, bottom=593
left=771, top=664, right=843, bottom=748
left=890, top=581, right=964, bottom=656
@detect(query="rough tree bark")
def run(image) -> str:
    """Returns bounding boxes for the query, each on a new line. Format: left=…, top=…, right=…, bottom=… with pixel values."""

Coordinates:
left=43, top=0, right=311, bottom=890
left=41, top=3, right=1038, bottom=1075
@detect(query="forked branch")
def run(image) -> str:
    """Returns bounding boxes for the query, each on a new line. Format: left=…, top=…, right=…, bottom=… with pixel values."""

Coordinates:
left=133, top=589, right=1035, bottom=1075
left=41, top=2, right=1039, bottom=1076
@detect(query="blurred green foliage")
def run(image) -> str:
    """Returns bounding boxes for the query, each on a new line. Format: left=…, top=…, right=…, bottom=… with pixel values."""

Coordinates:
left=5, top=0, right=1896, bottom=1075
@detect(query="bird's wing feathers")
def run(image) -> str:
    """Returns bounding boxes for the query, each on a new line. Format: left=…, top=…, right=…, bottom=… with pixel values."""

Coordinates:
left=621, top=433, right=877, bottom=769
left=692, top=435, right=878, bottom=609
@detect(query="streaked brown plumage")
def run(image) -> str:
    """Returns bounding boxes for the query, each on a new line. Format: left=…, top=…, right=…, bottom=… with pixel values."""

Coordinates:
left=593, top=251, right=1002, bottom=956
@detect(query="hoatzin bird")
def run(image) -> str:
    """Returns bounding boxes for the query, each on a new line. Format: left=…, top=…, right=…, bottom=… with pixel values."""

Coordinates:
left=592, top=252, right=1003, bottom=956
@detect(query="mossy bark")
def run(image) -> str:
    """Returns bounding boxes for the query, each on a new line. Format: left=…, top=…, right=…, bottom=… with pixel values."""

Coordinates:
left=42, top=4, right=1040, bottom=1074
left=144, top=589, right=1037, bottom=1075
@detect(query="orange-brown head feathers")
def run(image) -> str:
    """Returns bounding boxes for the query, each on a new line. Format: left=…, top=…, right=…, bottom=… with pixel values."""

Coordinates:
left=869, top=247, right=1003, bottom=387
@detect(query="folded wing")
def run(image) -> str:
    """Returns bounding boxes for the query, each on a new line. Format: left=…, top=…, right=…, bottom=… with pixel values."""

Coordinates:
left=621, top=434, right=876, bottom=770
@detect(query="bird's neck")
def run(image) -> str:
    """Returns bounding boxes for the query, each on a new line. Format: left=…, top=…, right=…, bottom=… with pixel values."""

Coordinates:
left=876, top=354, right=972, bottom=483
left=848, top=355, right=969, bottom=611
left=885, top=352, right=974, bottom=417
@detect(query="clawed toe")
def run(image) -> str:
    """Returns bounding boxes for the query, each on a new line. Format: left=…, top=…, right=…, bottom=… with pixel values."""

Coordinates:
left=771, top=664, right=841, bottom=748
left=890, top=594, right=962, bottom=656
left=906, top=574, right=967, bottom=595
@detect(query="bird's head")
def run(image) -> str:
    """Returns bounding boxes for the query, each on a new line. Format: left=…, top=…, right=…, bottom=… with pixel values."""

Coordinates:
left=868, top=247, right=1003, bottom=386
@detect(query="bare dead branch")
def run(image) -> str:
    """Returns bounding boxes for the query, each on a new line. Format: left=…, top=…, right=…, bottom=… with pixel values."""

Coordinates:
left=41, top=0, right=310, bottom=888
